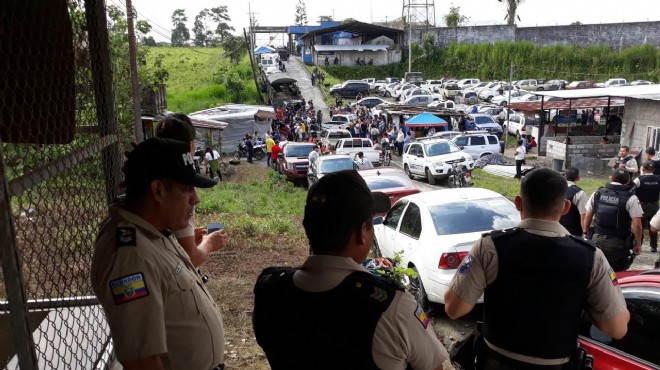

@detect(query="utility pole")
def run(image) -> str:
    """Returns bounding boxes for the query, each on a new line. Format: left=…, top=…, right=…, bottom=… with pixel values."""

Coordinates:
left=408, top=20, right=412, bottom=73
left=125, top=0, right=144, bottom=142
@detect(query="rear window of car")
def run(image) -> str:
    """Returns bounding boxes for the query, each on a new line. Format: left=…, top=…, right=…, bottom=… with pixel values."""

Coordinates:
left=328, top=132, right=351, bottom=139
left=429, top=197, right=519, bottom=235
left=285, top=145, right=314, bottom=157
left=319, top=158, right=355, bottom=173
left=474, top=116, right=496, bottom=125
left=487, top=136, right=498, bottom=144
left=424, top=141, right=460, bottom=156
left=362, top=172, right=414, bottom=191
left=470, top=136, right=486, bottom=145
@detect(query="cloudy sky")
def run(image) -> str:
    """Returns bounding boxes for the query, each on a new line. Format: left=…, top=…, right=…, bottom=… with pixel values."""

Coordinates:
left=124, top=0, right=660, bottom=44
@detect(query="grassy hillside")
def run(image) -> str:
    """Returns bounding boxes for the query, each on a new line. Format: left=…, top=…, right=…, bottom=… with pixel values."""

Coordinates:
left=144, top=46, right=260, bottom=114
left=317, top=42, right=660, bottom=88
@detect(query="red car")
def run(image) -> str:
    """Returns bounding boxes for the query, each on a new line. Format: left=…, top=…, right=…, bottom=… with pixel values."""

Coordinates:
left=358, top=167, right=421, bottom=212
left=276, top=142, right=315, bottom=182
left=578, top=269, right=660, bottom=369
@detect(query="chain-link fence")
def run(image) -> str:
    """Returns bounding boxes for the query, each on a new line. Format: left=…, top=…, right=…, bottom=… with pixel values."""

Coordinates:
left=1, top=1, right=126, bottom=368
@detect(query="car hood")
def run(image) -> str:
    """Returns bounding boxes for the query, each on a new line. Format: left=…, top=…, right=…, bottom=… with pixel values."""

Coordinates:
left=428, top=151, right=473, bottom=163
left=475, top=122, right=502, bottom=130
left=285, top=157, right=309, bottom=164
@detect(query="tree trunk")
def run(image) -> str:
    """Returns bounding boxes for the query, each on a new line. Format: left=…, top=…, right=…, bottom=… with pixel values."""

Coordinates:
left=507, top=0, right=518, bottom=26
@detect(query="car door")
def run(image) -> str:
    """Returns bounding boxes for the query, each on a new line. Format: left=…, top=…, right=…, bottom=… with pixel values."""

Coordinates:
left=579, top=287, right=660, bottom=369
left=393, top=201, right=423, bottom=265
left=468, top=135, right=487, bottom=157
left=378, top=201, right=409, bottom=258
left=406, top=144, right=423, bottom=175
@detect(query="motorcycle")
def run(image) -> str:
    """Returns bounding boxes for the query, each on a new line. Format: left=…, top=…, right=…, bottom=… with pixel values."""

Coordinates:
left=233, top=141, right=266, bottom=161
left=447, top=162, right=473, bottom=188
left=381, top=145, right=392, bottom=166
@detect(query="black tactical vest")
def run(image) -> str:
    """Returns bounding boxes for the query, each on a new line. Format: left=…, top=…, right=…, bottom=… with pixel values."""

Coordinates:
left=635, top=175, right=660, bottom=203
left=594, top=184, right=633, bottom=238
left=253, top=267, right=400, bottom=370
left=483, top=228, right=595, bottom=359
left=559, top=185, right=583, bottom=236
left=613, top=155, right=633, bottom=169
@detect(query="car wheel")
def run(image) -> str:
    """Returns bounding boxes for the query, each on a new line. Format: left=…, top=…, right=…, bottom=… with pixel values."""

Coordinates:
left=385, top=91, right=391, bottom=97
left=538, top=87, right=544, bottom=91
left=371, top=239, right=382, bottom=258
left=426, top=168, right=436, bottom=185
left=515, top=130, right=520, bottom=139
left=404, top=164, right=414, bottom=179
left=500, top=101, right=508, bottom=107
left=409, top=267, right=432, bottom=313
left=334, top=92, right=340, bottom=98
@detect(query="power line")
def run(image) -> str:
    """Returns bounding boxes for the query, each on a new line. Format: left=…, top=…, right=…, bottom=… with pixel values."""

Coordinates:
left=111, top=0, right=172, bottom=41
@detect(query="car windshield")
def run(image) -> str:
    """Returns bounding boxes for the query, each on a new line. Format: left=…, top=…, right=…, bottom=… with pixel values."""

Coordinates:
left=319, top=158, right=354, bottom=173
left=285, top=145, right=314, bottom=157
left=424, top=141, right=460, bottom=156
left=429, top=197, right=520, bottom=235
left=328, top=132, right=351, bottom=139
left=362, top=172, right=413, bottom=190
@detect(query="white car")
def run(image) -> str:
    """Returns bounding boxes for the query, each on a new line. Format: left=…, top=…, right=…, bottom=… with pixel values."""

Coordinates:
left=402, top=138, right=474, bottom=185
left=452, top=132, right=502, bottom=158
left=508, top=93, right=539, bottom=104
left=427, top=100, right=456, bottom=110
left=456, top=78, right=481, bottom=89
left=491, top=90, right=527, bottom=106
left=373, top=188, right=520, bottom=307
left=502, top=113, right=530, bottom=136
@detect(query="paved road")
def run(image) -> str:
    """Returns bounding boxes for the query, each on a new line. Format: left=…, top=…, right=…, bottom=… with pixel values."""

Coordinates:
left=285, top=57, right=330, bottom=122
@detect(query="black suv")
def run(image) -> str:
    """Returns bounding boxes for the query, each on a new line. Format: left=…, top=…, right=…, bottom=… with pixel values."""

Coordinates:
left=329, top=81, right=370, bottom=99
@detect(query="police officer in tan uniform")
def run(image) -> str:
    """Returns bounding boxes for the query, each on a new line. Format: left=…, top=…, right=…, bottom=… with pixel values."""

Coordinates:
left=253, top=170, right=450, bottom=370
left=91, top=138, right=228, bottom=370
left=445, top=168, right=629, bottom=370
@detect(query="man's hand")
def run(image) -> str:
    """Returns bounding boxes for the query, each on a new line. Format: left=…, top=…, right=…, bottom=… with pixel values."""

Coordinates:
left=373, top=257, right=393, bottom=269
left=201, top=229, right=229, bottom=253
left=194, top=227, right=206, bottom=246
left=633, top=243, right=642, bottom=255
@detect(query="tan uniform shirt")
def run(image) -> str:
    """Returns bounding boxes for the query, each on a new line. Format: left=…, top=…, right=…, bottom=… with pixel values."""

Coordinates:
left=567, top=181, right=588, bottom=214
left=449, top=219, right=627, bottom=365
left=293, top=255, right=449, bottom=370
left=91, top=205, right=224, bottom=370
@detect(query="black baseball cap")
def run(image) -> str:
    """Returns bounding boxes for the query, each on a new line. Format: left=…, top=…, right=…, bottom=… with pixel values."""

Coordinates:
left=125, top=138, right=217, bottom=188
left=303, top=170, right=390, bottom=231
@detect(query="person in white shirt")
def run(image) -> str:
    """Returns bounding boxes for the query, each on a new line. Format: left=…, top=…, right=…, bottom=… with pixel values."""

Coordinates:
left=514, top=139, right=525, bottom=179
left=396, top=130, right=405, bottom=156
left=308, top=145, right=320, bottom=171
left=354, top=152, right=374, bottom=170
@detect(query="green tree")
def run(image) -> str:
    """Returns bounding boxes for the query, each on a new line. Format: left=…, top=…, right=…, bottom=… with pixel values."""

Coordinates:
left=142, top=36, right=157, bottom=46
left=193, top=9, right=213, bottom=46
left=342, top=18, right=357, bottom=24
left=443, top=4, right=470, bottom=28
left=210, top=6, right=234, bottom=42
left=171, top=9, right=190, bottom=46
left=221, top=34, right=247, bottom=64
left=318, top=15, right=333, bottom=23
left=213, top=66, right=245, bottom=99
left=294, top=0, right=308, bottom=26
left=499, top=0, right=524, bottom=26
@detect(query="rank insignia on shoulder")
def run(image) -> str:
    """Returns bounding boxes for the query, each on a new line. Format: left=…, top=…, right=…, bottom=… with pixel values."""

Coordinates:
left=116, top=227, right=136, bottom=247
left=607, top=268, right=619, bottom=286
left=110, top=272, right=149, bottom=305
left=414, top=305, right=429, bottom=329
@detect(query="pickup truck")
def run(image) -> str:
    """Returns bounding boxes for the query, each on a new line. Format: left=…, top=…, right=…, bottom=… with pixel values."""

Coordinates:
left=334, top=138, right=383, bottom=166
left=276, top=142, right=316, bottom=182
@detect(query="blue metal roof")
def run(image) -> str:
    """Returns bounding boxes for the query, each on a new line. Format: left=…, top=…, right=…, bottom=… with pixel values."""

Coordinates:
left=288, top=21, right=340, bottom=34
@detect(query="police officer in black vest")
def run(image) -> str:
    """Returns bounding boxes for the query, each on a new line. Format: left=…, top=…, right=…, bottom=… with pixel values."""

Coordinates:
left=612, top=145, right=638, bottom=176
left=644, top=147, right=660, bottom=176
left=445, top=168, right=629, bottom=370
left=252, top=170, right=450, bottom=370
left=633, top=161, right=660, bottom=252
left=584, top=169, right=643, bottom=271
left=559, top=167, right=589, bottom=236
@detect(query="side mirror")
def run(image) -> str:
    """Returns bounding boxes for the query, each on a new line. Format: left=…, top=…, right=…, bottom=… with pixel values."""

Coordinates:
left=460, top=146, right=465, bottom=150
left=373, top=216, right=384, bottom=225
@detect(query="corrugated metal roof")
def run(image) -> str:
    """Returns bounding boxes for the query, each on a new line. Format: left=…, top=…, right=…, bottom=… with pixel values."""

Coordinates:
left=534, top=85, right=660, bottom=101
left=301, top=21, right=404, bottom=40
left=314, top=44, right=389, bottom=51
left=509, top=98, right=625, bottom=111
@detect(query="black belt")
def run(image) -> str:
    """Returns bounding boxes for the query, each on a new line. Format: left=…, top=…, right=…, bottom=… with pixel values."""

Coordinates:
left=211, top=364, right=225, bottom=370
left=485, top=346, right=566, bottom=370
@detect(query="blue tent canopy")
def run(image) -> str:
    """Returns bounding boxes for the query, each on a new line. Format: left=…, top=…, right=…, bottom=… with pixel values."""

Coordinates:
left=405, top=112, right=448, bottom=127
left=254, top=45, right=276, bottom=55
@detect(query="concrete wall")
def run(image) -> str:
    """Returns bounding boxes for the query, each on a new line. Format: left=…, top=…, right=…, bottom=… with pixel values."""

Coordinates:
left=622, top=99, right=660, bottom=151
left=545, top=136, right=621, bottom=173
left=414, top=21, right=660, bottom=49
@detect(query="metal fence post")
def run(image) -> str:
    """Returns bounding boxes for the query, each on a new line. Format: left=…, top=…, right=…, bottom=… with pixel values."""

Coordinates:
left=0, top=148, right=38, bottom=369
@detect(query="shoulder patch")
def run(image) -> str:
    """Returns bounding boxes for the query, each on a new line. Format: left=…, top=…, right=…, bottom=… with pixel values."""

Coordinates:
left=607, top=268, right=619, bottom=286
left=110, top=272, right=149, bottom=305
left=116, top=227, right=136, bottom=247
left=414, top=304, right=429, bottom=329
left=458, top=254, right=473, bottom=275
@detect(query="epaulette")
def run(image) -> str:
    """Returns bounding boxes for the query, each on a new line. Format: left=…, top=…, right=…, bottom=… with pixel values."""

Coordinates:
left=483, top=227, right=520, bottom=239
left=254, top=267, right=298, bottom=292
left=345, top=271, right=400, bottom=310
left=116, top=221, right=137, bottom=248
left=567, top=235, right=597, bottom=251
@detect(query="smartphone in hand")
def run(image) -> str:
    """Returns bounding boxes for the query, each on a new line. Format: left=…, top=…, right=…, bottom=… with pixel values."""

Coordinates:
left=207, top=222, right=224, bottom=234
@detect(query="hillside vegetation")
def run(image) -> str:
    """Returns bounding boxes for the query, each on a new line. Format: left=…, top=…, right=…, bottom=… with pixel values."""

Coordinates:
left=319, top=42, right=660, bottom=83
left=144, top=46, right=260, bottom=114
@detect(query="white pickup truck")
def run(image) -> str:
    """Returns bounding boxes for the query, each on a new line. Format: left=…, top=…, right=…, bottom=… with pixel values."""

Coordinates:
left=334, top=138, right=383, bottom=166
